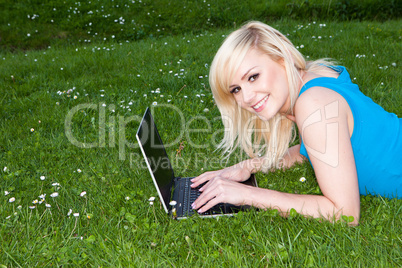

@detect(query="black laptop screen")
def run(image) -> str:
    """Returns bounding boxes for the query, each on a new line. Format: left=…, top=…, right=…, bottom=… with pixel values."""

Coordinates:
left=136, top=108, right=175, bottom=209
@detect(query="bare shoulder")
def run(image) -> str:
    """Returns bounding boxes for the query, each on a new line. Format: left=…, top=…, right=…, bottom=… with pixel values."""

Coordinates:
left=294, top=87, right=353, bottom=126
left=294, top=86, right=354, bottom=150
left=294, top=86, right=347, bottom=126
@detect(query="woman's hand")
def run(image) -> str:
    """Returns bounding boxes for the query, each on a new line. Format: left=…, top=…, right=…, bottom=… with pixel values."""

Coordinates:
left=190, top=161, right=252, bottom=188
left=191, top=177, right=252, bottom=213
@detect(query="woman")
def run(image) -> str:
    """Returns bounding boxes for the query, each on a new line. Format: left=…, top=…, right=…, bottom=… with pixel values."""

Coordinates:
left=190, top=21, right=401, bottom=224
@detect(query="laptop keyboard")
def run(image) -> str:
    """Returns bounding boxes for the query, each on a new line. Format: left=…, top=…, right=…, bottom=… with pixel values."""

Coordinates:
left=182, top=179, right=224, bottom=216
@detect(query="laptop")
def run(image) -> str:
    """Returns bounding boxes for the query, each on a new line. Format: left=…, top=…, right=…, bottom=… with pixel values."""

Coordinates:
left=136, top=107, right=258, bottom=219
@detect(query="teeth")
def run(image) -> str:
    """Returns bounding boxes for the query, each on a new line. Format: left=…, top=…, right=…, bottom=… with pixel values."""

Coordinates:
left=253, top=95, right=269, bottom=110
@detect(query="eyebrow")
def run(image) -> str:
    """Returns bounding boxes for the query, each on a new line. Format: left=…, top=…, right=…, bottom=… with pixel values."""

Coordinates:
left=229, top=66, right=257, bottom=89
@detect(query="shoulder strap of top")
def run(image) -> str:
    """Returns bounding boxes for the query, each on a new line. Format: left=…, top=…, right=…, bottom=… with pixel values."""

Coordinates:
left=299, top=66, right=346, bottom=97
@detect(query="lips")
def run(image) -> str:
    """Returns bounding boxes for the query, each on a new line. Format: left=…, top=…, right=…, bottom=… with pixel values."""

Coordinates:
left=252, top=95, right=269, bottom=111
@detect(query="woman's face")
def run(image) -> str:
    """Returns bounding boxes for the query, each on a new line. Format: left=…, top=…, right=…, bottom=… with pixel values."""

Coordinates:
left=229, top=48, right=290, bottom=121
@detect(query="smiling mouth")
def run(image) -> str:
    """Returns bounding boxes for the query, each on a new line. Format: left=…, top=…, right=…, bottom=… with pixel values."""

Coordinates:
left=252, top=95, right=269, bottom=110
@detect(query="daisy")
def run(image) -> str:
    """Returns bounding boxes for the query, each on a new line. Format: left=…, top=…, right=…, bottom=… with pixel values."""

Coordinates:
left=80, top=191, right=86, bottom=197
left=40, top=175, right=45, bottom=180
left=73, top=213, right=79, bottom=217
left=148, top=196, right=155, bottom=202
left=67, top=209, right=73, bottom=216
left=50, top=192, right=59, bottom=198
left=9, top=197, right=15, bottom=203
left=299, top=177, right=306, bottom=183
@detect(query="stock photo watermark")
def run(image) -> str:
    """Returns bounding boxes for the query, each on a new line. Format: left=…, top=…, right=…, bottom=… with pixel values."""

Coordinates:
left=64, top=101, right=341, bottom=168
left=64, top=103, right=234, bottom=161
left=301, top=100, right=340, bottom=168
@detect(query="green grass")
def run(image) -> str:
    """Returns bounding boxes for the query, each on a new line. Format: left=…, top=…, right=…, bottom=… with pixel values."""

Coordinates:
left=1, top=2, right=402, bottom=266
left=0, top=0, right=400, bottom=51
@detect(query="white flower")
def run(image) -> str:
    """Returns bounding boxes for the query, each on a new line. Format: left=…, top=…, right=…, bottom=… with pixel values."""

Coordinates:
left=77, top=169, right=82, bottom=173
left=52, top=182, right=60, bottom=186
left=73, top=213, right=79, bottom=217
left=29, top=206, right=36, bottom=209
left=6, top=215, right=11, bottom=219
left=33, top=199, right=39, bottom=204
left=50, top=192, right=59, bottom=198
left=39, top=194, right=46, bottom=199
left=169, top=200, right=177, bottom=206
left=30, top=128, right=35, bottom=132
left=9, top=197, right=15, bottom=203
left=40, top=176, right=45, bottom=181
left=203, top=108, right=209, bottom=113
left=46, top=203, right=51, bottom=208
left=125, top=196, right=130, bottom=201
left=148, top=196, right=155, bottom=202
left=149, top=201, right=154, bottom=206
left=80, top=191, right=86, bottom=197
left=152, top=101, right=157, bottom=106
left=67, top=209, right=73, bottom=216
left=3, top=167, right=7, bottom=172
left=17, top=205, right=22, bottom=210
left=299, top=177, right=306, bottom=182
left=5, top=191, right=9, bottom=196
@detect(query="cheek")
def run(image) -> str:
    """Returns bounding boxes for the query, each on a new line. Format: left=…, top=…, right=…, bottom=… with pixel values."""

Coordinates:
left=233, top=95, right=244, bottom=107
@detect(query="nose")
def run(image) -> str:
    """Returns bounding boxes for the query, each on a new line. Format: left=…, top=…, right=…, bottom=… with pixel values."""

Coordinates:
left=241, top=85, right=255, bottom=105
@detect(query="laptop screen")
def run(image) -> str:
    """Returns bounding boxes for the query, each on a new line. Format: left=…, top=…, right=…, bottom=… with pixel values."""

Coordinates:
left=136, top=108, right=175, bottom=212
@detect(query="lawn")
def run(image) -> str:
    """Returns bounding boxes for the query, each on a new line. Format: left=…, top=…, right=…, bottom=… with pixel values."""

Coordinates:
left=1, top=0, right=401, bottom=267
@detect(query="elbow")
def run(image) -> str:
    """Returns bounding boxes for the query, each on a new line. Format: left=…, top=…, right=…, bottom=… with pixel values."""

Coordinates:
left=336, top=205, right=360, bottom=226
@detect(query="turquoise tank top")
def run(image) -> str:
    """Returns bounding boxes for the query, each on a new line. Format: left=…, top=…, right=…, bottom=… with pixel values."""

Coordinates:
left=299, top=66, right=402, bottom=199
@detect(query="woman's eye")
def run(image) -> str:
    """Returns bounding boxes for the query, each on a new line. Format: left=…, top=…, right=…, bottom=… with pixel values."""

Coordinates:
left=230, top=87, right=240, bottom=94
left=249, top=74, right=259, bottom=82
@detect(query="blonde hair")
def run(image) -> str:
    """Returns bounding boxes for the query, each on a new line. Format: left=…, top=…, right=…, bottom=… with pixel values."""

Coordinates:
left=209, top=21, right=334, bottom=172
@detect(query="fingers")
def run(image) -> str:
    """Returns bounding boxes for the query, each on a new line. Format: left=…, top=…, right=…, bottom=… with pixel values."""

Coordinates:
left=192, top=178, right=225, bottom=213
left=190, top=171, right=219, bottom=188
left=196, top=197, right=222, bottom=214
left=192, top=186, right=222, bottom=213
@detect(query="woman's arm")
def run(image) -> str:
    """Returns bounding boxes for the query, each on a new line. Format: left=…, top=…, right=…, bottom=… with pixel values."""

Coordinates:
left=191, top=144, right=305, bottom=188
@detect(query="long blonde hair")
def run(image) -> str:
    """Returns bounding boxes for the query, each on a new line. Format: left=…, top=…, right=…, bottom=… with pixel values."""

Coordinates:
left=209, top=21, right=333, bottom=172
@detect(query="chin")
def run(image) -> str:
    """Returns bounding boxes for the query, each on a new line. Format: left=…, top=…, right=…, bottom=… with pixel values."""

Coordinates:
left=255, top=113, right=272, bottom=121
